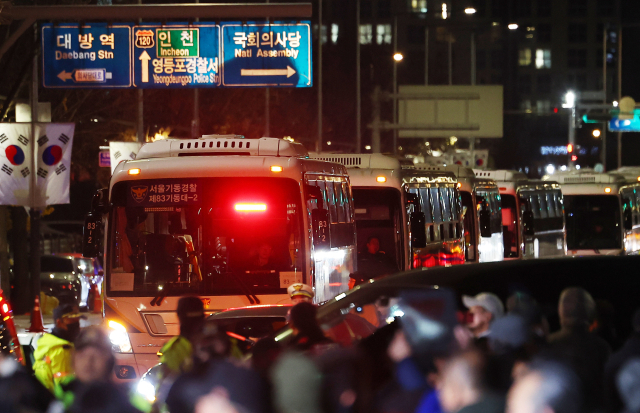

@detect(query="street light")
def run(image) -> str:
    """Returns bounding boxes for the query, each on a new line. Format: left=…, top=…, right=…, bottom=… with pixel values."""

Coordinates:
left=464, top=7, right=476, bottom=14
left=593, top=129, right=601, bottom=138
left=562, top=91, right=576, bottom=109
left=563, top=91, right=577, bottom=168
left=508, top=23, right=519, bottom=30
left=393, top=52, right=404, bottom=62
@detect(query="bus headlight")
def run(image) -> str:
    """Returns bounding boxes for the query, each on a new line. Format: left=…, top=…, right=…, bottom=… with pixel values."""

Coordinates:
left=136, top=378, right=156, bottom=403
left=108, top=320, right=133, bottom=353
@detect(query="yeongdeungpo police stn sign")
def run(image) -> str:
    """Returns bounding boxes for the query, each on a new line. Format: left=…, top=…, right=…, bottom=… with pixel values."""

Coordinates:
left=41, top=21, right=311, bottom=89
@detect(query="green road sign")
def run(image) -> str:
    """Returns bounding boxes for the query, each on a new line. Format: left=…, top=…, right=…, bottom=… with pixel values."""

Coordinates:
left=157, top=28, right=199, bottom=58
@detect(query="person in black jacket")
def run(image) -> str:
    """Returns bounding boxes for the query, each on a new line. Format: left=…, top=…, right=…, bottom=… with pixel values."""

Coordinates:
left=287, top=302, right=333, bottom=352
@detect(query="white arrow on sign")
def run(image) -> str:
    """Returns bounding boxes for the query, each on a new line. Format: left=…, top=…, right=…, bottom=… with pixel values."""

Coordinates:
left=139, top=51, right=151, bottom=83
left=240, top=66, right=296, bottom=78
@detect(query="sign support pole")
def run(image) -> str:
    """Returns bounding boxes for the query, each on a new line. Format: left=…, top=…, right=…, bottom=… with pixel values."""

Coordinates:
left=29, top=23, right=41, bottom=310
left=316, top=0, right=322, bottom=153
left=617, top=26, right=622, bottom=168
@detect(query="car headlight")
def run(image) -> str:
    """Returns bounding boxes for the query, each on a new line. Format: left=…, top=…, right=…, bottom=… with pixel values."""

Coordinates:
left=108, top=320, right=133, bottom=353
left=136, top=378, right=156, bottom=403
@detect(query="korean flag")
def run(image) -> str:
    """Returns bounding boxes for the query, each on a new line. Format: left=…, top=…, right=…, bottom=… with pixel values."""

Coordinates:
left=109, top=141, right=142, bottom=174
left=0, top=123, right=32, bottom=206
left=35, top=123, right=75, bottom=207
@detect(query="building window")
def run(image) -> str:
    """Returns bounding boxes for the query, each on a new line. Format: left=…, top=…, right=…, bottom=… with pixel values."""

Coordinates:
left=597, top=0, right=614, bottom=16
left=519, top=75, right=532, bottom=94
left=567, top=74, right=587, bottom=89
left=314, top=24, right=328, bottom=44
left=538, top=74, right=552, bottom=93
left=537, top=24, right=551, bottom=42
left=411, top=0, right=427, bottom=13
left=568, top=24, right=587, bottom=43
left=407, top=26, right=424, bottom=45
left=535, top=49, right=551, bottom=69
left=377, top=24, right=392, bottom=44
left=568, top=0, right=587, bottom=16
left=476, top=50, right=486, bottom=70
left=378, top=0, right=391, bottom=17
left=359, top=24, right=373, bottom=44
left=491, top=50, right=503, bottom=70
left=536, top=100, right=551, bottom=113
left=520, top=100, right=532, bottom=111
left=567, top=49, right=587, bottom=68
left=519, top=49, right=532, bottom=66
left=537, top=0, right=551, bottom=17
left=331, top=24, right=339, bottom=44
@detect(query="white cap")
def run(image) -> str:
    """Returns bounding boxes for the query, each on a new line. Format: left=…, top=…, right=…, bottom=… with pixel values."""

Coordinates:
left=463, top=292, right=504, bottom=318
left=287, top=283, right=314, bottom=300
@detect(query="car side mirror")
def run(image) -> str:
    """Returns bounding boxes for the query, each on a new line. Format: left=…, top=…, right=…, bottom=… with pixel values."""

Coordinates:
left=312, top=209, right=330, bottom=249
left=410, top=211, right=427, bottom=248
left=479, top=210, right=492, bottom=238
left=522, top=211, right=535, bottom=236
left=82, top=212, right=103, bottom=258
left=624, top=208, right=633, bottom=231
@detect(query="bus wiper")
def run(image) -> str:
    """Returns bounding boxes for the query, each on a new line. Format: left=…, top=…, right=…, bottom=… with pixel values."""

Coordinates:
left=227, top=271, right=260, bottom=305
left=150, top=281, right=174, bottom=307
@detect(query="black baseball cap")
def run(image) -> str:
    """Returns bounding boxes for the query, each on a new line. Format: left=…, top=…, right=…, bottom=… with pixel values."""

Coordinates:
left=53, top=304, right=86, bottom=322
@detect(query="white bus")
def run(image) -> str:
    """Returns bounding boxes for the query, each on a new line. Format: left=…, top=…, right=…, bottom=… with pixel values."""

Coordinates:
left=545, top=169, right=640, bottom=255
left=309, top=154, right=408, bottom=274
left=82, top=136, right=356, bottom=381
left=411, top=165, right=504, bottom=263
left=474, top=170, right=566, bottom=259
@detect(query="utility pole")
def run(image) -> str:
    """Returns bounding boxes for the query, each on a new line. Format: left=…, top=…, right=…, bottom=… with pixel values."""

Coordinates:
left=392, top=15, right=397, bottom=155
left=371, top=86, right=381, bottom=153
left=355, top=0, right=361, bottom=153
left=617, top=26, right=622, bottom=168
left=602, top=25, right=607, bottom=171
left=192, top=0, right=200, bottom=139
left=316, top=0, right=322, bottom=153
left=137, top=0, right=144, bottom=143
left=29, top=23, right=41, bottom=312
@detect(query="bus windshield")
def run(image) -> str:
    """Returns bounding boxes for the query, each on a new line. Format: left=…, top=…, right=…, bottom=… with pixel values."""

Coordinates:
left=565, top=195, right=621, bottom=250
left=108, top=177, right=304, bottom=297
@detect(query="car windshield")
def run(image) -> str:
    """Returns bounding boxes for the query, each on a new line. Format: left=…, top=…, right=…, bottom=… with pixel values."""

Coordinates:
left=41, top=256, right=75, bottom=273
left=108, top=177, right=304, bottom=297
left=565, top=195, right=621, bottom=250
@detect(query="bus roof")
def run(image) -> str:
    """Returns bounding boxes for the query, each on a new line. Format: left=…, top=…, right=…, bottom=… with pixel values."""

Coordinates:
left=611, top=167, right=640, bottom=184
left=473, top=169, right=528, bottom=182
left=308, top=153, right=401, bottom=169
left=410, top=163, right=476, bottom=179
left=135, top=136, right=309, bottom=160
left=347, top=168, right=403, bottom=189
left=544, top=169, right=626, bottom=185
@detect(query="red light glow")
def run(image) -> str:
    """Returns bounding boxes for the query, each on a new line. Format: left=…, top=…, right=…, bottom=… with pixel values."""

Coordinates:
left=234, top=203, right=267, bottom=212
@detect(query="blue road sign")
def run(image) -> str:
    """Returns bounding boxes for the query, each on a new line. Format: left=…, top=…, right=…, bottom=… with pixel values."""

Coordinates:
left=221, top=22, right=312, bottom=87
left=609, top=116, right=640, bottom=132
left=133, top=23, right=220, bottom=88
left=42, top=23, right=132, bottom=88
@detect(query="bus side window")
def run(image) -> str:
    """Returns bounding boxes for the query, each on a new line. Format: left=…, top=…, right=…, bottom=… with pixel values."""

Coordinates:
left=325, top=179, right=338, bottom=224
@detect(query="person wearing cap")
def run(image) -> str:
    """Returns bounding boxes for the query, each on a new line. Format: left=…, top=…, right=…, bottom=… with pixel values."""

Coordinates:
left=33, top=303, right=85, bottom=392
left=0, top=317, right=53, bottom=412
left=462, top=292, right=504, bottom=341
left=159, top=296, right=205, bottom=375
left=288, top=283, right=314, bottom=304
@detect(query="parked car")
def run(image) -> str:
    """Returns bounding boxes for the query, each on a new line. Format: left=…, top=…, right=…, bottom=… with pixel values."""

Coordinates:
left=40, top=255, right=81, bottom=306
left=207, top=304, right=291, bottom=347
left=56, top=253, right=103, bottom=310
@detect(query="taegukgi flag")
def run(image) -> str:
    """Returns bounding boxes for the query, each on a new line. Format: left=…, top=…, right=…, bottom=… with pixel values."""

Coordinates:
left=0, top=123, right=74, bottom=207
left=0, top=123, right=32, bottom=206
left=35, top=123, right=75, bottom=206
left=110, top=141, right=142, bottom=174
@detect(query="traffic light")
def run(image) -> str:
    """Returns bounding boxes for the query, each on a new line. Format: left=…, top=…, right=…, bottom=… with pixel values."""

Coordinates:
left=571, top=155, right=578, bottom=162
left=567, top=144, right=574, bottom=153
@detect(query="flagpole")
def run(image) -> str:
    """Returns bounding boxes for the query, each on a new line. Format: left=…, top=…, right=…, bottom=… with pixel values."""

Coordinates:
left=29, top=22, right=41, bottom=311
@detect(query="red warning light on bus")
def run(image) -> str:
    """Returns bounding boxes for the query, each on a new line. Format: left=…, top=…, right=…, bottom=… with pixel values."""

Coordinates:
left=234, top=203, right=267, bottom=212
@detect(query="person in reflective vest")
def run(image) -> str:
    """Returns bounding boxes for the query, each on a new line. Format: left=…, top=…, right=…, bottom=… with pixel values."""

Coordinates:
left=33, top=304, right=84, bottom=392
left=159, top=296, right=205, bottom=374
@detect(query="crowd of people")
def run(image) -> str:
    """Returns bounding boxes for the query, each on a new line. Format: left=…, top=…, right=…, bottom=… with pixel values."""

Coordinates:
left=1, top=283, right=640, bottom=413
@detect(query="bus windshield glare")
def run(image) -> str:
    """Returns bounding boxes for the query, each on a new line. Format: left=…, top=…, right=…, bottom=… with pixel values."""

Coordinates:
left=565, top=195, right=621, bottom=250
left=109, top=178, right=303, bottom=297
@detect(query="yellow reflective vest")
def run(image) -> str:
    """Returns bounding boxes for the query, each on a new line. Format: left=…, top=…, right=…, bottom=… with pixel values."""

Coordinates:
left=33, top=333, right=74, bottom=392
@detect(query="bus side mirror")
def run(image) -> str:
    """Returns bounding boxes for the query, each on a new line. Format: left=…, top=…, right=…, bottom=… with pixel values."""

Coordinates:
left=479, top=210, right=492, bottom=238
left=312, top=209, right=330, bottom=249
left=92, top=188, right=110, bottom=214
left=624, top=209, right=633, bottom=230
left=410, top=211, right=427, bottom=248
left=522, top=211, right=535, bottom=236
left=83, top=212, right=103, bottom=258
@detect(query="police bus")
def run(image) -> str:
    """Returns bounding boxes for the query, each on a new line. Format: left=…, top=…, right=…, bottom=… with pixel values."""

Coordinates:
left=82, top=136, right=356, bottom=380
left=545, top=169, right=640, bottom=256
left=474, top=170, right=566, bottom=259
left=409, top=164, right=504, bottom=263
left=309, top=153, right=408, bottom=274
